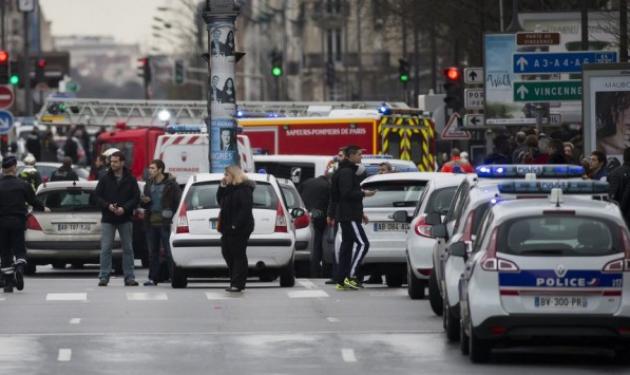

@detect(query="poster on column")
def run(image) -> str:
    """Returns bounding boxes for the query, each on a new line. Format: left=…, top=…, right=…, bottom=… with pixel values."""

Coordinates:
left=211, top=119, right=237, bottom=171
left=209, top=23, right=236, bottom=119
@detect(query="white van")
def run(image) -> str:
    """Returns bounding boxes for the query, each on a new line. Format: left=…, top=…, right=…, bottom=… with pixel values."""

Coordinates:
left=154, top=133, right=255, bottom=185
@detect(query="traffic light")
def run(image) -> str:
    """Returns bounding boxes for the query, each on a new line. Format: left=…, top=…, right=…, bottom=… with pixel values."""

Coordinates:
left=35, top=57, right=46, bottom=83
left=443, top=66, right=463, bottom=110
left=9, top=60, right=19, bottom=86
left=174, top=59, right=185, bottom=85
left=137, top=57, right=152, bottom=84
left=270, top=50, right=283, bottom=77
left=398, top=58, right=410, bottom=83
left=0, top=50, right=8, bottom=84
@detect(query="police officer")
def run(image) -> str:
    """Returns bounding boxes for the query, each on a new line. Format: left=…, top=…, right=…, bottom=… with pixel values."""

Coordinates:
left=18, top=154, right=42, bottom=192
left=0, top=156, right=49, bottom=293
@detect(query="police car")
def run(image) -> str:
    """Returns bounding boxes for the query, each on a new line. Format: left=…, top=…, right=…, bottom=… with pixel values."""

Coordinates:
left=430, top=165, right=588, bottom=339
left=169, top=173, right=297, bottom=288
left=453, top=181, right=630, bottom=363
left=392, top=173, right=466, bottom=299
left=276, top=178, right=313, bottom=269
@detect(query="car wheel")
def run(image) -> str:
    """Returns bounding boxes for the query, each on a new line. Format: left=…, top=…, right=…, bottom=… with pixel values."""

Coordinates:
left=279, top=258, right=295, bottom=288
left=460, top=317, right=469, bottom=355
left=443, top=302, right=460, bottom=342
left=469, top=320, right=491, bottom=363
left=52, top=262, right=66, bottom=270
left=385, top=272, right=403, bottom=288
left=406, top=263, right=425, bottom=299
left=171, top=264, right=187, bottom=289
left=24, top=263, right=36, bottom=275
left=428, top=271, right=443, bottom=316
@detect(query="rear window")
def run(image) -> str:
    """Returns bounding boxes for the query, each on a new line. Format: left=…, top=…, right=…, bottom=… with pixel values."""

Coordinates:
left=500, top=216, right=619, bottom=256
left=38, top=189, right=97, bottom=212
left=362, top=180, right=426, bottom=208
left=254, top=162, right=315, bottom=185
left=184, top=181, right=278, bottom=211
left=424, top=187, right=457, bottom=214
left=280, top=185, right=302, bottom=209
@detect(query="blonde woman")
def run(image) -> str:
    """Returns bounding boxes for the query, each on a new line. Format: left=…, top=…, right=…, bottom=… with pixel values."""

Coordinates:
left=216, top=165, right=255, bottom=292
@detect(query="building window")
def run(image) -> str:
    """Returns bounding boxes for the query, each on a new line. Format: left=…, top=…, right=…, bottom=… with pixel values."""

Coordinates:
left=327, top=28, right=342, bottom=63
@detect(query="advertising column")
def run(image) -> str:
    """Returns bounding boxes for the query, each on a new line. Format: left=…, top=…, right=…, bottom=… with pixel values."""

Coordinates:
left=204, top=0, right=239, bottom=172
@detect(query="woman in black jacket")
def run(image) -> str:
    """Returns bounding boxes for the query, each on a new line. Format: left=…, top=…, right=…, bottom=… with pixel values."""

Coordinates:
left=216, top=165, right=255, bottom=292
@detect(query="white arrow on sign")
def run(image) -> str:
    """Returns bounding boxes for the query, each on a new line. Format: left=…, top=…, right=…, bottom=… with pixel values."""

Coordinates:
left=516, top=85, right=529, bottom=100
left=516, top=56, right=528, bottom=72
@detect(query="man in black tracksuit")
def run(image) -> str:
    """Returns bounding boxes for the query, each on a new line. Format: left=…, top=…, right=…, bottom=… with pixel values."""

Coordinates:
left=0, top=156, right=48, bottom=293
left=330, top=145, right=375, bottom=290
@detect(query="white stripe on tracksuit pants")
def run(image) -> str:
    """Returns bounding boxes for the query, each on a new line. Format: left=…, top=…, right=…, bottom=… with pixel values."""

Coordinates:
left=336, top=221, right=369, bottom=284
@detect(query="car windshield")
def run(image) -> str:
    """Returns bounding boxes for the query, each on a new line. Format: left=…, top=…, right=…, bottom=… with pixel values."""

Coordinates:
left=362, top=180, right=426, bottom=208
left=425, top=187, right=457, bottom=214
left=280, top=185, right=302, bottom=209
left=37, top=189, right=97, bottom=212
left=185, top=181, right=278, bottom=211
left=500, top=216, right=619, bottom=256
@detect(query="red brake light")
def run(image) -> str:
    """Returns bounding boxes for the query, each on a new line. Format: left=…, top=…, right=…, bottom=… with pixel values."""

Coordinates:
left=274, top=201, right=288, bottom=232
left=480, top=228, right=518, bottom=272
left=462, top=209, right=475, bottom=241
left=603, top=227, right=630, bottom=273
left=414, top=215, right=432, bottom=238
left=294, top=212, right=310, bottom=229
left=175, top=202, right=189, bottom=233
left=26, top=214, right=42, bottom=231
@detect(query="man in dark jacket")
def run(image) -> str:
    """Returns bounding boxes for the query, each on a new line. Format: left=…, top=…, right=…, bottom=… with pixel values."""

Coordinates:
left=330, top=145, right=375, bottom=290
left=299, top=174, right=330, bottom=277
left=51, top=157, right=79, bottom=181
left=609, top=147, right=630, bottom=224
left=140, top=160, right=181, bottom=286
left=25, top=128, right=41, bottom=161
left=0, top=156, right=49, bottom=292
left=94, top=151, right=140, bottom=287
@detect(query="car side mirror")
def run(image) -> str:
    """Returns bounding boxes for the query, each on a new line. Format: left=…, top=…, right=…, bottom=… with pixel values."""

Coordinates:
left=449, top=241, right=467, bottom=258
left=431, top=223, right=447, bottom=239
left=290, top=207, right=306, bottom=219
left=425, top=212, right=441, bottom=225
left=392, top=210, right=412, bottom=223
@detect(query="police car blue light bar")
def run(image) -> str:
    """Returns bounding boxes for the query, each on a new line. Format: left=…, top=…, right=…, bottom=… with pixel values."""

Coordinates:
left=475, top=164, right=584, bottom=178
left=166, top=124, right=205, bottom=133
left=497, top=180, right=609, bottom=194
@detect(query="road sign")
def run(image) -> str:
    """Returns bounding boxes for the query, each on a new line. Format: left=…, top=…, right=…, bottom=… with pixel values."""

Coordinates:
left=441, top=113, right=471, bottom=140
left=463, top=114, right=484, bottom=127
left=513, top=51, right=617, bottom=74
left=516, top=32, right=560, bottom=46
left=513, top=80, right=582, bottom=102
left=464, top=67, right=483, bottom=85
left=0, top=110, right=14, bottom=134
left=18, top=0, right=34, bottom=12
left=464, top=88, right=484, bottom=110
left=0, top=85, right=14, bottom=109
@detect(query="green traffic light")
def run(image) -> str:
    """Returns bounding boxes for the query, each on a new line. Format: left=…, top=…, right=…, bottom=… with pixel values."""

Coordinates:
left=271, top=66, right=283, bottom=77
left=9, top=74, right=19, bottom=85
left=399, top=74, right=409, bottom=83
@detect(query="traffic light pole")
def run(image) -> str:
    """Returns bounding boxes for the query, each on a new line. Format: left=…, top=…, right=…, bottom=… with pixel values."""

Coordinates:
left=23, top=11, right=32, bottom=116
left=203, top=0, right=240, bottom=173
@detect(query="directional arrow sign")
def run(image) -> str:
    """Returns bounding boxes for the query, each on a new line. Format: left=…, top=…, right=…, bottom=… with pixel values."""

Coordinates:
left=513, top=80, right=582, bottom=102
left=464, top=67, right=483, bottom=85
left=0, top=110, right=14, bottom=134
left=513, top=51, right=617, bottom=74
left=463, top=114, right=484, bottom=127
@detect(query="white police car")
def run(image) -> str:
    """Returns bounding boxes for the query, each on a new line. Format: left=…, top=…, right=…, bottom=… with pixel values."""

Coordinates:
left=392, top=173, right=466, bottom=299
left=453, top=181, right=630, bottom=363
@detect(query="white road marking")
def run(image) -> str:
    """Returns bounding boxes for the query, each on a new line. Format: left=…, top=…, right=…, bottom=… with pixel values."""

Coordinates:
left=288, top=290, right=329, bottom=298
left=341, top=348, right=357, bottom=362
left=126, top=292, right=168, bottom=301
left=326, top=317, right=339, bottom=323
left=57, top=348, right=72, bottom=362
left=298, top=279, right=317, bottom=289
left=0, top=297, right=5, bottom=301
left=69, top=318, right=81, bottom=325
left=46, top=293, right=87, bottom=301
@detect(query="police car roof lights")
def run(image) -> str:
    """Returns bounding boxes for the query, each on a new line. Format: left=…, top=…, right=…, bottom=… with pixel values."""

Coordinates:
left=475, top=164, right=585, bottom=178
left=497, top=180, right=609, bottom=195
left=166, top=124, right=205, bottom=134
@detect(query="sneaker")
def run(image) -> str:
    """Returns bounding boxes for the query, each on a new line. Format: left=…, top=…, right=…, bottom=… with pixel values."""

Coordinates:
left=343, top=277, right=359, bottom=290
left=125, top=279, right=139, bottom=287
left=349, top=277, right=364, bottom=288
left=225, top=286, right=242, bottom=292
left=3, top=285, right=13, bottom=293
left=98, top=278, right=109, bottom=287
left=15, top=265, right=24, bottom=291
left=335, top=283, right=350, bottom=291
left=143, top=280, right=156, bottom=286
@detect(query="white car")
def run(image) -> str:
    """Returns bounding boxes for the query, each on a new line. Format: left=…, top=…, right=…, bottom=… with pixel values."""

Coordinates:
left=25, top=181, right=122, bottom=273
left=277, top=178, right=313, bottom=266
left=333, top=172, right=428, bottom=286
left=392, top=173, right=466, bottom=299
left=169, top=173, right=297, bottom=288
left=456, top=183, right=630, bottom=363
left=17, top=162, right=90, bottom=182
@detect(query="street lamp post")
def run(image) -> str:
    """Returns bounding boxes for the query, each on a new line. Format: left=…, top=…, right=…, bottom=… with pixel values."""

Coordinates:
left=203, top=0, right=240, bottom=172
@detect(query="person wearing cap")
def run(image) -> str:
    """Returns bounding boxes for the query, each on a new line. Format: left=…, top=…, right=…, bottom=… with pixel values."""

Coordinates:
left=18, top=154, right=42, bottom=192
left=0, top=156, right=49, bottom=293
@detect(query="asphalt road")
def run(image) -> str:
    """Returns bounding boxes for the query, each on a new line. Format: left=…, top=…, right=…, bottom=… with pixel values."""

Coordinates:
left=0, top=266, right=627, bottom=375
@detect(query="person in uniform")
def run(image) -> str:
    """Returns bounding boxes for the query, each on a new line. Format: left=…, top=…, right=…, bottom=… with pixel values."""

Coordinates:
left=0, top=156, right=49, bottom=293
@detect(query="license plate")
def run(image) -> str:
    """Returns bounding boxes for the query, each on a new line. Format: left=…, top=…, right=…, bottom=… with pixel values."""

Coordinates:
left=373, top=222, right=408, bottom=232
left=534, top=296, right=588, bottom=309
left=57, top=223, right=91, bottom=233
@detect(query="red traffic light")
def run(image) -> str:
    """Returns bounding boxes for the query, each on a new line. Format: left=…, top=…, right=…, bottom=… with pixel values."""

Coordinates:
left=37, top=58, right=46, bottom=69
left=137, top=57, right=148, bottom=66
left=443, top=67, right=460, bottom=81
left=0, top=50, right=8, bottom=64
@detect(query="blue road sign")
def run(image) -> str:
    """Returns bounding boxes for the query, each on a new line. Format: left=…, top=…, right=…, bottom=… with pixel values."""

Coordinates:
left=0, top=110, right=14, bottom=134
left=513, top=51, right=617, bottom=74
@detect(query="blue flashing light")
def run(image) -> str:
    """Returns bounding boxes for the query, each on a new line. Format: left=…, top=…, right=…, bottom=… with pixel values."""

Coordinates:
left=475, top=164, right=585, bottom=178
left=497, top=180, right=609, bottom=195
left=236, top=110, right=244, bottom=118
left=257, top=168, right=267, bottom=174
left=166, top=124, right=204, bottom=134
left=490, top=198, right=498, bottom=205
left=378, top=104, right=392, bottom=115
